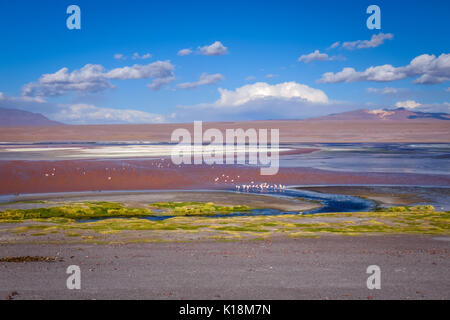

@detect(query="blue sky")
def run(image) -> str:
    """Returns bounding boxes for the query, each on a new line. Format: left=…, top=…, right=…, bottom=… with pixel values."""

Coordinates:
left=0, top=0, right=449, bottom=123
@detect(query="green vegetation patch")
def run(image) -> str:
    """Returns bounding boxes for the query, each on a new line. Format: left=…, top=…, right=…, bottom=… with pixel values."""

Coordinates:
left=1, top=204, right=449, bottom=244
left=150, top=201, right=250, bottom=216
left=0, top=202, right=152, bottom=221
left=0, top=201, right=251, bottom=222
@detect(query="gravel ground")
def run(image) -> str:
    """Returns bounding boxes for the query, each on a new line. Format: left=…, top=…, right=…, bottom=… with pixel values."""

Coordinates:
left=0, top=235, right=449, bottom=300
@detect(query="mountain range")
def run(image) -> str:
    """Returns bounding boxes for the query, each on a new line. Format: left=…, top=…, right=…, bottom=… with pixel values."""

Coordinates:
left=309, top=108, right=450, bottom=121
left=0, top=108, right=63, bottom=126
left=0, top=107, right=449, bottom=126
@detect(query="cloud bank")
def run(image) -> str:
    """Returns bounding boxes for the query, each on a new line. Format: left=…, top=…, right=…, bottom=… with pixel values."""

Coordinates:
left=395, top=100, right=450, bottom=113
left=319, top=53, right=450, bottom=84
left=51, top=104, right=165, bottom=124
left=22, top=61, right=175, bottom=97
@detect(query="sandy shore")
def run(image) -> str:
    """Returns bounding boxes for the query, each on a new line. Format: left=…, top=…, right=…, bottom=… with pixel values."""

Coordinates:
left=1, top=235, right=449, bottom=300
left=0, top=191, right=320, bottom=212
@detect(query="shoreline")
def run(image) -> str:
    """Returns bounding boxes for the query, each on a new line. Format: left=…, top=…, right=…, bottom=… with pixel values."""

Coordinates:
left=0, top=190, right=321, bottom=212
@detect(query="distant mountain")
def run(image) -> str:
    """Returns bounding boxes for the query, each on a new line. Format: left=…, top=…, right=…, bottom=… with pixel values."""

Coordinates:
left=0, top=108, right=63, bottom=126
left=309, top=108, right=450, bottom=121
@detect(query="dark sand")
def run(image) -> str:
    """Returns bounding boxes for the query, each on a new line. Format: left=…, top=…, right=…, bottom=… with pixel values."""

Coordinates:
left=0, top=235, right=449, bottom=300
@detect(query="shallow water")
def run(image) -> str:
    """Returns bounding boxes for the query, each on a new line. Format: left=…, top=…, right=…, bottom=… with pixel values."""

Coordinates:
left=279, top=143, right=450, bottom=175
left=77, top=188, right=377, bottom=222
left=2, top=142, right=448, bottom=176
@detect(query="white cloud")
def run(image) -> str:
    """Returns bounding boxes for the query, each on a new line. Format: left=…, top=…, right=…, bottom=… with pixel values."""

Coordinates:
left=51, top=104, right=165, bottom=124
left=417, top=102, right=450, bottom=113
left=394, top=100, right=450, bottom=113
left=0, top=93, right=166, bottom=124
left=265, top=74, right=277, bottom=78
left=214, top=81, right=329, bottom=107
left=172, top=82, right=358, bottom=121
left=177, top=73, right=224, bottom=89
left=367, top=87, right=406, bottom=95
left=132, top=52, right=152, bottom=60
left=106, top=61, right=174, bottom=80
left=328, top=41, right=340, bottom=49
left=298, top=50, right=338, bottom=63
left=22, top=61, right=175, bottom=96
left=114, top=53, right=152, bottom=60
left=198, top=41, right=228, bottom=56
left=395, top=100, right=421, bottom=109
left=22, top=64, right=113, bottom=97
left=147, top=76, right=176, bottom=91
left=177, top=48, right=192, bottom=56
left=342, top=33, right=394, bottom=50
left=319, top=53, right=450, bottom=84
left=245, top=76, right=256, bottom=82
left=0, top=92, right=46, bottom=104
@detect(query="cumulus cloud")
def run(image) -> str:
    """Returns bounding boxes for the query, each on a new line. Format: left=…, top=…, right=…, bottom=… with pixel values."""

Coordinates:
left=198, top=41, right=228, bottom=56
left=177, top=73, right=224, bottom=89
left=114, top=53, right=125, bottom=60
left=51, top=104, right=165, bottom=124
left=341, top=33, right=394, bottom=50
left=22, top=61, right=175, bottom=96
left=395, top=100, right=421, bottom=109
left=298, top=50, right=339, bottom=63
left=245, top=76, right=256, bottom=82
left=265, top=74, right=277, bottom=78
left=214, top=81, right=329, bottom=107
left=319, top=53, right=450, bottom=84
left=177, top=48, right=192, bottom=56
left=172, top=82, right=357, bottom=121
left=22, top=64, right=114, bottom=97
